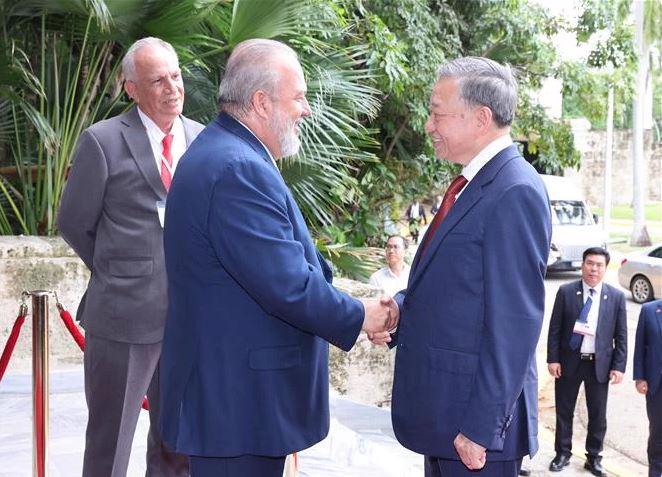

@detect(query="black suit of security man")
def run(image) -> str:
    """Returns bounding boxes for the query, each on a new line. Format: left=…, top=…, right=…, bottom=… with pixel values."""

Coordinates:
left=546, top=248, right=627, bottom=476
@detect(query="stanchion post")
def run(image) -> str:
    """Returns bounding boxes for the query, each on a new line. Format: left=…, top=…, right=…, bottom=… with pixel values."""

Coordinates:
left=31, top=291, right=50, bottom=477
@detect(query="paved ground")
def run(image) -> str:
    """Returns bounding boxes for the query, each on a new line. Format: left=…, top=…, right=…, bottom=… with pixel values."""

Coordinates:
left=0, top=252, right=651, bottom=476
left=539, top=264, right=649, bottom=477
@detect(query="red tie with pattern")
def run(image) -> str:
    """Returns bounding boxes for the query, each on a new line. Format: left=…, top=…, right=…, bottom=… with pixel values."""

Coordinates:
left=419, top=175, right=468, bottom=256
left=161, top=134, right=174, bottom=191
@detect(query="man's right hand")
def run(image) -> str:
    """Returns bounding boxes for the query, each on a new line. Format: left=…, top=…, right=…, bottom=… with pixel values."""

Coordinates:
left=548, top=363, right=562, bottom=378
left=361, top=297, right=398, bottom=336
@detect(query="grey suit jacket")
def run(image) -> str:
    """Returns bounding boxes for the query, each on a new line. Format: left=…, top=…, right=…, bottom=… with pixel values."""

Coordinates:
left=58, top=107, right=204, bottom=344
left=547, top=280, right=628, bottom=383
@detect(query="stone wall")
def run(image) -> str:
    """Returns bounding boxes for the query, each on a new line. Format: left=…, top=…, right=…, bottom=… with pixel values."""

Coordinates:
left=0, top=237, right=90, bottom=372
left=566, top=126, right=661, bottom=208
left=0, top=237, right=395, bottom=407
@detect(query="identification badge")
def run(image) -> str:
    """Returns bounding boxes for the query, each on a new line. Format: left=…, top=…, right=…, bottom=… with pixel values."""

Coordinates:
left=573, top=321, right=595, bottom=336
left=156, top=200, right=166, bottom=228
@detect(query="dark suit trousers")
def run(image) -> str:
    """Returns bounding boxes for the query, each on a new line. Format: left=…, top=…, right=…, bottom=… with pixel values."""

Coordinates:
left=82, top=333, right=188, bottom=477
left=424, top=456, right=522, bottom=476
left=554, top=360, right=609, bottom=458
left=189, top=455, right=286, bottom=477
left=648, top=387, right=662, bottom=477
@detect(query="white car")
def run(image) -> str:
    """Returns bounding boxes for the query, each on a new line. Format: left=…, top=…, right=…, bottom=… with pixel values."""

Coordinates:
left=618, top=244, right=662, bottom=303
left=541, top=175, right=607, bottom=271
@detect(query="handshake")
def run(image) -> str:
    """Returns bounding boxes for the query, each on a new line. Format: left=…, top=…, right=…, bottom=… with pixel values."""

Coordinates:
left=360, top=296, right=400, bottom=346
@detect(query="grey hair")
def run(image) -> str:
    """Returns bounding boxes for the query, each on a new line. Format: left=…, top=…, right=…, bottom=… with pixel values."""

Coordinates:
left=122, top=37, right=178, bottom=81
left=218, top=39, right=299, bottom=118
left=437, top=57, right=518, bottom=127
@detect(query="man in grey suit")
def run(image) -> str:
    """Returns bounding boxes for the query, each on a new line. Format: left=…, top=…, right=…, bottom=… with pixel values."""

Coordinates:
left=546, top=247, right=627, bottom=476
left=58, top=37, right=204, bottom=477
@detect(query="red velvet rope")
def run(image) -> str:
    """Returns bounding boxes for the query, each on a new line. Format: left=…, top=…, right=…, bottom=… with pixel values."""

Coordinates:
left=57, top=304, right=149, bottom=411
left=0, top=308, right=27, bottom=383
left=58, top=308, right=85, bottom=351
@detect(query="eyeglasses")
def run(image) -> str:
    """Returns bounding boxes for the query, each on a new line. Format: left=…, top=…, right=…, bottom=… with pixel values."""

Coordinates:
left=385, top=244, right=403, bottom=250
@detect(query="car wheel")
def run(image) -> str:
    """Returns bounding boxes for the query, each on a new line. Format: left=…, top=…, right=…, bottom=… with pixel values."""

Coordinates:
left=630, top=275, right=654, bottom=303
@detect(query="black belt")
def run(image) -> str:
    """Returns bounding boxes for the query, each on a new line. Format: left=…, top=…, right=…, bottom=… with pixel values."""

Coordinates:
left=580, top=353, right=595, bottom=361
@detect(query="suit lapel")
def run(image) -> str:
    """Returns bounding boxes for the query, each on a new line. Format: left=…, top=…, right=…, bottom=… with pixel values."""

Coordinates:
left=574, top=281, right=584, bottom=319
left=121, top=107, right=166, bottom=198
left=408, top=145, right=520, bottom=290
left=408, top=183, right=482, bottom=288
left=594, top=284, right=611, bottom=341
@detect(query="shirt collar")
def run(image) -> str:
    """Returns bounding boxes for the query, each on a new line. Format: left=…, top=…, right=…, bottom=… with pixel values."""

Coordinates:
left=137, top=107, right=184, bottom=143
left=461, top=134, right=513, bottom=182
left=582, top=280, right=603, bottom=297
left=387, top=262, right=410, bottom=278
left=234, top=117, right=278, bottom=168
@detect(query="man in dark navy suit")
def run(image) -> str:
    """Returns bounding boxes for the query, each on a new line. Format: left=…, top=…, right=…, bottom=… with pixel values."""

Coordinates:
left=159, top=39, right=396, bottom=477
left=547, top=247, right=627, bottom=476
left=634, top=299, right=662, bottom=477
left=385, top=57, right=551, bottom=477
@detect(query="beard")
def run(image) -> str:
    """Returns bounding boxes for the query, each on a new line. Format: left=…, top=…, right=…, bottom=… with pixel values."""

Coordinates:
left=271, top=109, right=301, bottom=158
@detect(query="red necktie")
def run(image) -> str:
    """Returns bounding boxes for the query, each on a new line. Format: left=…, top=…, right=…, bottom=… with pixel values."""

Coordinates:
left=161, top=134, right=174, bottom=191
left=419, top=175, right=468, bottom=256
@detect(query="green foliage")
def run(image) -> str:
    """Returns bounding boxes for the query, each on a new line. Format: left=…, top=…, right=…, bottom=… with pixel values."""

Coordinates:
left=0, top=2, right=125, bottom=235
left=450, top=0, right=581, bottom=174
left=514, top=96, right=581, bottom=174
left=0, top=0, right=380, bottom=240
left=560, top=0, right=638, bottom=131
left=0, top=0, right=386, bottom=276
left=0, top=0, right=610, bottom=259
left=331, top=0, right=584, bottom=233
left=560, top=62, right=635, bottom=129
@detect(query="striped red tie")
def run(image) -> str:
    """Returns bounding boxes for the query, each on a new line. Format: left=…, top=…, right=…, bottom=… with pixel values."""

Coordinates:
left=161, top=134, right=174, bottom=191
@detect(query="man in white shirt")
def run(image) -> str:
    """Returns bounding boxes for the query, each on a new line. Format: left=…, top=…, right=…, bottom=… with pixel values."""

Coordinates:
left=547, top=247, right=627, bottom=476
left=406, top=200, right=428, bottom=243
left=369, top=235, right=411, bottom=297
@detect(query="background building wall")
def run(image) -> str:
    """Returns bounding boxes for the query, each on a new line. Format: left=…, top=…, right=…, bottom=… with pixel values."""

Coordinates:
left=566, top=122, right=661, bottom=208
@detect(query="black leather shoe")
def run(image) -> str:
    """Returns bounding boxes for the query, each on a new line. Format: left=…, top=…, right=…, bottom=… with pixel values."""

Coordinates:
left=584, top=458, right=607, bottom=476
left=518, top=469, right=531, bottom=476
left=549, top=454, right=571, bottom=471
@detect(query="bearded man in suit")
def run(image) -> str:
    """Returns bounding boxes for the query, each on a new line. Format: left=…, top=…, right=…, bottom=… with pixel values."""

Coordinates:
left=159, top=38, right=396, bottom=477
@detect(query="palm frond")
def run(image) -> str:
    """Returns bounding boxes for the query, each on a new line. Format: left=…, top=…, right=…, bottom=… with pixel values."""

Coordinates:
left=316, top=241, right=383, bottom=281
left=8, top=0, right=113, bottom=31
left=230, top=0, right=310, bottom=45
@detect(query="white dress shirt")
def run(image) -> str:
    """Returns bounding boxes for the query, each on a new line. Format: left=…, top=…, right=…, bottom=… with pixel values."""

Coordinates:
left=137, top=108, right=186, bottom=176
left=580, top=281, right=603, bottom=354
left=409, top=202, right=421, bottom=219
left=369, top=264, right=411, bottom=297
left=457, top=134, right=513, bottom=198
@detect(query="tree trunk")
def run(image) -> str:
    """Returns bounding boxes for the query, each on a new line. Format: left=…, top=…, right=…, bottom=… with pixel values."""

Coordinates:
left=603, top=84, right=613, bottom=236
left=630, top=0, right=651, bottom=246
